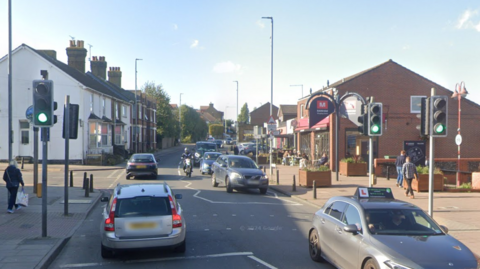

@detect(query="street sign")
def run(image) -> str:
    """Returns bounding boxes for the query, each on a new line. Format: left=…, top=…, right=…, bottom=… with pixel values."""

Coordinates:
left=267, top=115, right=275, bottom=124
left=455, top=134, right=462, bottom=146
left=272, top=130, right=280, bottom=136
left=267, top=124, right=276, bottom=131
left=26, top=105, right=33, bottom=123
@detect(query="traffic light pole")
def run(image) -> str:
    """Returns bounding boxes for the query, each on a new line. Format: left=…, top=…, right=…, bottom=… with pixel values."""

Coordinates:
left=33, top=127, right=38, bottom=194
left=428, top=88, right=436, bottom=217
left=41, top=127, right=48, bottom=237
left=64, top=96, right=70, bottom=216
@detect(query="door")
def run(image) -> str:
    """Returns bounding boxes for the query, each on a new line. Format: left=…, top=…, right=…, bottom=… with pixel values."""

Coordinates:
left=333, top=204, right=363, bottom=269
left=19, top=121, right=31, bottom=157
left=319, top=201, right=347, bottom=266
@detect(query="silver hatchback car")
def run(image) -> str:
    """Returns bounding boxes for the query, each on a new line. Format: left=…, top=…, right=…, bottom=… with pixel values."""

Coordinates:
left=100, top=183, right=186, bottom=258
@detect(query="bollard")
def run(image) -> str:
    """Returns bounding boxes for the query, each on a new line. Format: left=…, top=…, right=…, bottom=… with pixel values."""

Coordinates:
left=82, top=172, right=87, bottom=189
left=386, top=166, right=390, bottom=180
left=21, top=157, right=25, bottom=169
left=313, top=180, right=317, bottom=199
left=276, top=169, right=279, bottom=185
left=70, top=171, right=73, bottom=187
left=84, top=177, right=90, bottom=197
left=292, top=175, right=296, bottom=192
left=264, top=166, right=266, bottom=173
left=89, top=174, right=94, bottom=193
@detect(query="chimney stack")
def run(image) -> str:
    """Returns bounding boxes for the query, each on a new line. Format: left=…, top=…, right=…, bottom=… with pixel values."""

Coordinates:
left=108, top=67, right=122, bottom=88
left=66, top=40, right=87, bottom=73
left=90, top=56, right=107, bottom=80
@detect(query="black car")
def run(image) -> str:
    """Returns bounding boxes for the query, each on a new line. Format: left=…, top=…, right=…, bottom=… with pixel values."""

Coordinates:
left=194, top=142, right=218, bottom=166
left=214, top=139, right=223, bottom=148
left=211, top=155, right=268, bottom=194
left=126, top=153, right=158, bottom=179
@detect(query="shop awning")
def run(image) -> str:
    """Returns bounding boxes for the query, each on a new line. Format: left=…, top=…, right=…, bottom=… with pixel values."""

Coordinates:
left=294, top=117, right=329, bottom=132
left=273, top=133, right=294, bottom=138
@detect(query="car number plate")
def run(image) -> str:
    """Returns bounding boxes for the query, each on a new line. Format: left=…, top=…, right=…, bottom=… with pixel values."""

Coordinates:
left=136, top=165, right=146, bottom=168
left=129, top=222, right=157, bottom=229
left=248, top=179, right=259, bottom=185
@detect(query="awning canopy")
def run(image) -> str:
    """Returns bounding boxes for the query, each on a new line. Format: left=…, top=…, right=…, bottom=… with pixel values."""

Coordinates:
left=295, top=117, right=329, bottom=132
left=273, top=133, right=294, bottom=138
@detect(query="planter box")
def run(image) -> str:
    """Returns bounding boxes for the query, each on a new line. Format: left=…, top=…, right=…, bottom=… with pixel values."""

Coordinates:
left=339, top=162, right=367, bottom=176
left=410, top=174, right=444, bottom=192
left=299, top=169, right=331, bottom=187
left=256, top=156, right=267, bottom=164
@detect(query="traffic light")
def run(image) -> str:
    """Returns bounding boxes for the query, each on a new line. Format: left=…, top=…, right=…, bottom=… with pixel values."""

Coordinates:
left=417, top=97, right=430, bottom=136
left=368, top=102, right=383, bottom=136
left=32, top=80, right=54, bottom=127
left=357, top=105, right=368, bottom=135
left=430, top=95, right=448, bottom=137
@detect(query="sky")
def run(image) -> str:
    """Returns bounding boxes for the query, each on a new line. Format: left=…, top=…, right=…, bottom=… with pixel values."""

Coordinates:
left=1, top=0, right=479, bottom=120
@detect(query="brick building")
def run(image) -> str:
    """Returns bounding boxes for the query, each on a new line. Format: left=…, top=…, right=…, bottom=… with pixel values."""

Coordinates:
left=296, top=60, right=480, bottom=171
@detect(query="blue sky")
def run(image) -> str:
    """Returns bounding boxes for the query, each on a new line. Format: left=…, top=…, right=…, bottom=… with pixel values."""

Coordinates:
left=1, top=0, right=479, bottom=120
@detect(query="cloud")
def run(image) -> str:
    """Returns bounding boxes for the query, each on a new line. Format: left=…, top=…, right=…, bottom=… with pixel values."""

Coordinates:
left=212, top=61, right=242, bottom=73
left=190, top=40, right=199, bottom=48
left=402, top=45, right=411, bottom=50
left=256, top=20, right=265, bottom=28
left=172, top=23, right=178, bottom=30
left=456, top=9, right=480, bottom=31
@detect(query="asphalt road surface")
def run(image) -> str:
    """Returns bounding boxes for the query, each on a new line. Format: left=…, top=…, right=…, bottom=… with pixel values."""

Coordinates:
left=48, top=147, right=336, bottom=269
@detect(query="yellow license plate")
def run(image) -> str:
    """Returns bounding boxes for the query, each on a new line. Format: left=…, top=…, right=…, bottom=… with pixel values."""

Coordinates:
left=129, top=222, right=157, bottom=229
left=136, top=165, right=146, bottom=168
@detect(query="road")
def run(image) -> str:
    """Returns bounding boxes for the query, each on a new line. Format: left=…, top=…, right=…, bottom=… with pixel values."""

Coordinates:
left=48, top=146, right=335, bottom=269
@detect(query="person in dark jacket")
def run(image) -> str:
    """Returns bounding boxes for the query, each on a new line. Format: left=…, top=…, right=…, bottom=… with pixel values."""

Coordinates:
left=395, top=150, right=406, bottom=188
left=233, top=145, right=239, bottom=155
left=3, top=160, right=25, bottom=213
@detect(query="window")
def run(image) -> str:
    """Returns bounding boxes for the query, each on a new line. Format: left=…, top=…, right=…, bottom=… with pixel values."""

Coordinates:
left=102, top=98, right=106, bottom=116
left=21, top=131, right=29, bottom=144
left=300, top=104, right=304, bottom=118
left=115, top=125, right=123, bottom=145
left=328, top=201, right=347, bottom=221
left=342, top=205, right=362, bottom=233
left=411, top=96, right=426, bottom=113
left=90, top=94, right=94, bottom=112
left=115, top=103, right=119, bottom=119
left=122, top=105, right=127, bottom=118
left=89, top=122, right=111, bottom=148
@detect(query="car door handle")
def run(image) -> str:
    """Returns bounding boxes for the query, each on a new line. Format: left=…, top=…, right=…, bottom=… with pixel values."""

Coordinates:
left=320, top=218, right=326, bottom=224
left=335, top=226, right=342, bottom=234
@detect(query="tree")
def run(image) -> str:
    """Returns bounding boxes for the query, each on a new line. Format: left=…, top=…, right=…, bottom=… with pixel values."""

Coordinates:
left=180, top=105, right=208, bottom=142
left=237, top=103, right=249, bottom=124
left=209, top=124, right=224, bottom=138
left=143, top=82, right=178, bottom=140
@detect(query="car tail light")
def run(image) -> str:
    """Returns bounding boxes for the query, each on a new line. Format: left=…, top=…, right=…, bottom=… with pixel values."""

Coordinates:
left=104, top=197, right=117, bottom=231
left=169, top=195, right=182, bottom=228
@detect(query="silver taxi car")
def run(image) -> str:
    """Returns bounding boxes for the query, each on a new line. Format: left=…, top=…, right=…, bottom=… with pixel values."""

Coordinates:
left=309, top=187, right=479, bottom=269
left=100, top=183, right=186, bottom=258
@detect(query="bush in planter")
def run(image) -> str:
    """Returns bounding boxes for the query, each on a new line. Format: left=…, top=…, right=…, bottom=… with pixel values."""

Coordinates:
left=299, top=164, right=331, bottom=187
left=302, top=165, right=331, bottom=172
left=340, top=155, right=365, bottom=163
left=339, top=155, right=367, bottom=176
left=411, top=165, right=444, bottom=192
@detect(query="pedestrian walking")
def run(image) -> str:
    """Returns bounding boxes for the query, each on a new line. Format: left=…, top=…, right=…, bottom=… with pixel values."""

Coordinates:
left=395, top=150, right=406, bottom=188
left=3, top=160, right=25, bottom=213
left=401, top=156, right=418, bottom=199
left=233, top=145, right=239, bottom=155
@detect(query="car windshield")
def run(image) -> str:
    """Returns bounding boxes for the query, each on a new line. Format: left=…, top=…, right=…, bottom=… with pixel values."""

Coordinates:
left=204, top=153, right=221, bottom=160
left=115, top=196, right=171, bottom=217
left=129, top=155, right=154, bottom=163
left=365, top=209, right=444, bottom=236
left=197, top=143, right=216, bottom=152
left=228, top=158, right=259, bottom=169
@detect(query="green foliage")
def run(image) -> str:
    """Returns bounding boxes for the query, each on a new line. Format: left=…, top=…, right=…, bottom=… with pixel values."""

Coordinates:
left=459, top=182, right=472, bottom=189
left=180, top=105, right=208, bottom=142
left=341, top=156, right=365, bottom=163
left=416, top=166, right=442, bottom=175
left=302, top=165, right=331, bottom=172
left=209, top=124, right=224, bottom=138
left=143, top=82, right=178, bottom=139
left=237, top=103, right=249, bottom=123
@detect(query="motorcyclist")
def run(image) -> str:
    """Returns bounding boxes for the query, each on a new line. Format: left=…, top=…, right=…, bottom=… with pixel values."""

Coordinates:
left=181, top=148, right=192, bottom=171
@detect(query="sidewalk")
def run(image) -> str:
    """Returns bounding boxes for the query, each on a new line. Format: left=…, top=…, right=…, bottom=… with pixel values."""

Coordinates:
left=0, top=145, right=183, bottom=269
left=267, top=164, right=480, bottom=258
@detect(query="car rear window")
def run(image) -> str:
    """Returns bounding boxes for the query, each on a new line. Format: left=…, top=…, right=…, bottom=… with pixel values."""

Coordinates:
left=130, top=155, right=154, bottom=163
left=115, top=196, right=171, bottom=217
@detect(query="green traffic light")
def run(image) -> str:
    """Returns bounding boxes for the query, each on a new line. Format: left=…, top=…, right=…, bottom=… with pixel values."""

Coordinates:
left=371, top=125, right=380, bottom=133
left=38, top=113, right=48, bottom=123
left=434, top=124, right=445, bottom=134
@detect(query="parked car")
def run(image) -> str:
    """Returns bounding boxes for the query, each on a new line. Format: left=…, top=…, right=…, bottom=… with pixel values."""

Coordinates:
left=243, top=144, right=270, bottom=155
left=237, top=143, right=254, bottom=155
left=211, top=155, right=268, bottom=194
left=126, top=153, right=158, bottom=179
left=309, top=187, right=479, bottom=269
left=206, top=136, right=215, bottom=141
left=199, top=152, right=222, bottom=175
left=100, top=182, right=186, bottom=258
left=223, top=137, right=233, bottom=145
left=194, top=142, right=217, bottom=167
left=214, top=139, right=223, bottom=148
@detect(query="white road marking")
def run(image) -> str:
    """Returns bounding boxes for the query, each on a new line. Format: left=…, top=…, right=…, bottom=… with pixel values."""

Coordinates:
left=232, top=214, right=236, bottom=216
left=107, top=169, right=120, bottom=178
left=108, top=172, right=124, bottom=189
left=213, top=214, right=217, bottom=216
left=204, top=229, right=210, bottom=231
left=181, top=180, right=302, bottom=206
left=248, top=255, right=278, bottom=269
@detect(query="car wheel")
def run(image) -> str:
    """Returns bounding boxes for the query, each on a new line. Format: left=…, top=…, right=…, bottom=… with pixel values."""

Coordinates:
left=259, top=187, right=268, bottom=194
left=212, top=173, right=219, bottom=187
left=101, top=244, right=114, bottom=259
left=126, top=175, right=130, bottom=180
left=174, top=239, right=186, bottom=253
left=226, top=178, right=233, bottom=193
left=363, top=259, right=380, bottom=269
left=309, top=229, right=324, bottom=262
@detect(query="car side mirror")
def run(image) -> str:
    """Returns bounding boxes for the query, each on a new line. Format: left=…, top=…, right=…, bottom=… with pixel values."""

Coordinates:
left=258, top=165, right=263, bottom=170
left=440, top=225, right=449, bottom=234
left=100, top=197, right=109, bottom=202
left=344, top=224, right=359, bottom=234
left=175, top=194, right=183, bottom=199
left=221, top=164, right=227, bottom=168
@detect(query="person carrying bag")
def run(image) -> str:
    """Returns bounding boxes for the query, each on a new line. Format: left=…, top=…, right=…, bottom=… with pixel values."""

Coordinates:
left=3, top=160, right=25, bottom=213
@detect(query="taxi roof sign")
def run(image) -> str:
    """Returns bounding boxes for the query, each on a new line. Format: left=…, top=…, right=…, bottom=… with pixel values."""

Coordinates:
left=354, top=187, right=394, bottom=199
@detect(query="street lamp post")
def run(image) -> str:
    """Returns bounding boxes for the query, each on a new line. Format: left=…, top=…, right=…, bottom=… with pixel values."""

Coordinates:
left=233, top=81, right=238, bottom=140
left=262, top=16, right=274, bottom=175
left=134, top=58, right=142, bottom=153
left=452, top=82, right=468, bottom=187
left=290, top=84, right=303, bottom=98
left=179, top=93, right=183, bottom=142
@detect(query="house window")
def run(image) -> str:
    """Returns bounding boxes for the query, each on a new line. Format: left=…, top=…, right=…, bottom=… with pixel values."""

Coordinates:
left=89, top=123, right=97, bottom=148
left=122, top=105, right=127, bottom=118
left=89, top=122, right=111, bottom=148
left=90, top=94, right=94, bottom=112
left=102, top=98, right=106, bottom=116
left=115, top=103, right=119, bottom=119
left=411, top=96, right=426, bottom=113
left=300, top=104, right=304, bottom=118
left=153, top=111, right=156, bottom=123
left=115, top=125, right=123, bottom=145
left=19, top=121, right=29, bottom=144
